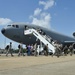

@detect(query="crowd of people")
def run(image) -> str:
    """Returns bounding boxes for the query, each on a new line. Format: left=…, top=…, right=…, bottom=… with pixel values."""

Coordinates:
left=4, top=42, right=38, bottom=57
left=0, top=41, right=74, bottom=57
left=52, top=41, right=75, bottom=57
left=0, top=28, right=75, bottom=57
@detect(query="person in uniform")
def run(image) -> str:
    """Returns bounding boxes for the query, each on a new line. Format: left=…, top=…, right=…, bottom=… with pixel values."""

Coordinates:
left=6, top=42, right=14, bottom=57
left=69, top=44, right=73, bottom=56
left=44, top=44, right=48, bottom=56
left=5, top=45, right=9, bottom=56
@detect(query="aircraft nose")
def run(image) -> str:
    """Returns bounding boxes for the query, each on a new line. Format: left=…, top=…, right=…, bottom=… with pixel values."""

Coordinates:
left=1, top=28, right=6, bottom=34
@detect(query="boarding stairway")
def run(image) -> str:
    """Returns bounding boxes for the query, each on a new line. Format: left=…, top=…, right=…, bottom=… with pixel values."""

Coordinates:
left=24, top=29, right=55, bottom=54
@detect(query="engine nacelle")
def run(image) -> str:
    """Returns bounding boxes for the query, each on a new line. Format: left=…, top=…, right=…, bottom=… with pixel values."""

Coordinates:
left=73, top=32, right=75, bottom=37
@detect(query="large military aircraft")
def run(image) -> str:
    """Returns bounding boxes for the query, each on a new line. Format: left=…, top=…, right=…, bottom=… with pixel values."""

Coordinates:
left=1, top=22, right=75, bottom=53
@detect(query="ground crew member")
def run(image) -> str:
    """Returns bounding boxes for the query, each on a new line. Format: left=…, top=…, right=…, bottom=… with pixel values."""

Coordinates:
left=9, top=42, right=14, bottom=56
left=63, top=45, right=68, bottom=56
left=18, top=43, right=24, bottom=56
left=69, top=44, right=73, bottom=56
left=5, top=45, right=9, bottom=56
left=6, top=42, right=14, bottom=57
left=44, top=44, right=48, bottom=56
left=34, top=43, right=37, bottom=56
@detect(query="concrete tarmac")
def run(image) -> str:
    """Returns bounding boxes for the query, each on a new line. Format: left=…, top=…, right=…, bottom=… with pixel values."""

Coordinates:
left=0, top=54, right=75, bottom=75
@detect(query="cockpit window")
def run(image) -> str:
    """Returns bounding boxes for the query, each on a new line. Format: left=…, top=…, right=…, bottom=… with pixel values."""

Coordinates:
left=7, top=25, right=11, bottom=26
left=12, top=25, right=15, bottom=27
left=16, top=25, right=19, bottom=28
left=12, top=25, right=19, bottom=28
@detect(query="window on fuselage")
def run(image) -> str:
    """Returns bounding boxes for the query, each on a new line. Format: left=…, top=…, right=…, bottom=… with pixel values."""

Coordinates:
left=25, top=25, right=29, bottom=30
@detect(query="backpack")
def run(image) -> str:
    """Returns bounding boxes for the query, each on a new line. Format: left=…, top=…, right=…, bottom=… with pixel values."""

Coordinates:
left=5, top=45, right=9, bottom=50
left=18, top=45, right=20, bottom=49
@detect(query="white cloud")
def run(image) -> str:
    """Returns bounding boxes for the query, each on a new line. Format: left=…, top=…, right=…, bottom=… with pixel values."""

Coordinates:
left=34, top=8, right=42, bottom=16
left=0, top=18, right=12, bottom=25
left=39, top=0, right=55, bottom=10
left=29, top=0, right=56, bottom=29
left=31, top=13, right=51, bottom=29
left=55, top=2, right=57, bottom=6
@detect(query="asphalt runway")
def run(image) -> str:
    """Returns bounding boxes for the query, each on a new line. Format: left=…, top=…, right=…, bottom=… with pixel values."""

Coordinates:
left=0, top=54, right=75, bottom=75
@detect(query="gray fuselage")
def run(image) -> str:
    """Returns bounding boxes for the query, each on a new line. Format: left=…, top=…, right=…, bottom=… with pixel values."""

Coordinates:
left=1, top=23, right=75, bottom=45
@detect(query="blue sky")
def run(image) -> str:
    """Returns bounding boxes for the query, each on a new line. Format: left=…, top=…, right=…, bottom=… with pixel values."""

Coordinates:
left=0, top=0, right=75, bottom=49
